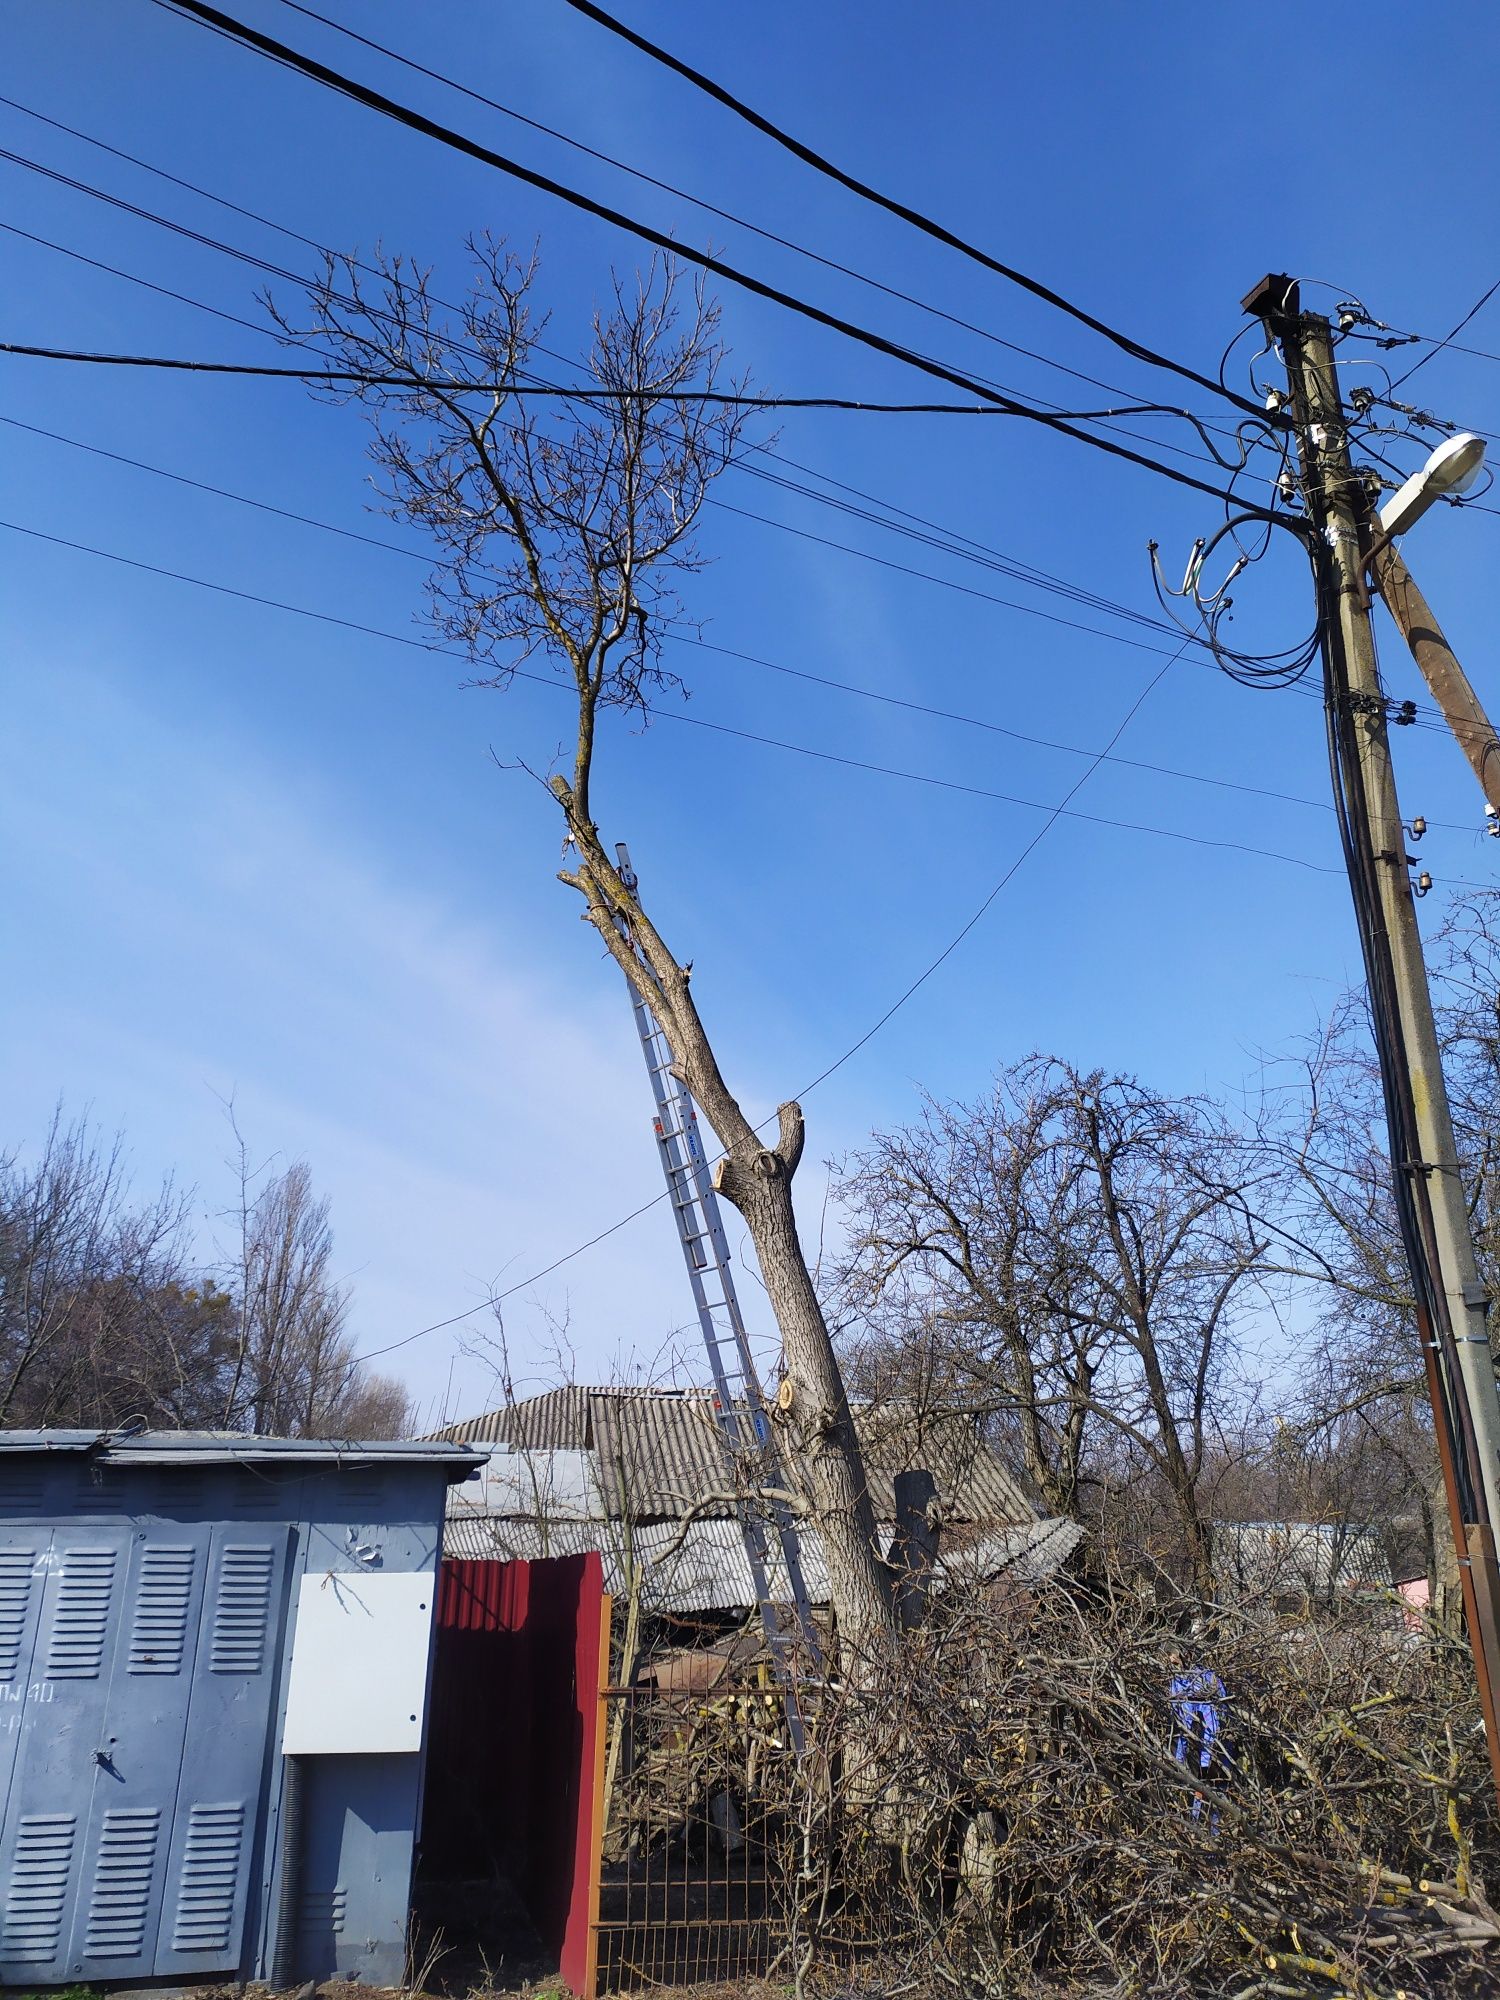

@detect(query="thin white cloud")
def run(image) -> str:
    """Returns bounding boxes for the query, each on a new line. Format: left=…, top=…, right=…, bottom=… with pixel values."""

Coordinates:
left=0, top=660, right=735, bottom=1415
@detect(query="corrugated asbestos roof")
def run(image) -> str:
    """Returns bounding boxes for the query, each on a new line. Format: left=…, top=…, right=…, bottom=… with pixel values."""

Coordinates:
left=442, top=1510, right=1078, bottom=1614
left=1211, top=1520, right=1394, bottom=1594
left=439, top=1384, right=617, bottom=1450
left=433, top=1387, right=1035, bottom=1526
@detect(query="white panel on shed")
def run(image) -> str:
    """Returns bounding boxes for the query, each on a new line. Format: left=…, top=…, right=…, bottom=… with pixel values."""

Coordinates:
left=281, top=1570, right=435, bottom=1755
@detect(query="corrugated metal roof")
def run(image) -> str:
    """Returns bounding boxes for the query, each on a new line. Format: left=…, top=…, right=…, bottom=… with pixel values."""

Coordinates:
left=433, top=1387, right=1035, bottom=1527
left=442, top=1510, right=1077, bottom=1614
left=857, top=1407, right=1036, bottom=1524
left=437, top=1384, right=690, bottom=1452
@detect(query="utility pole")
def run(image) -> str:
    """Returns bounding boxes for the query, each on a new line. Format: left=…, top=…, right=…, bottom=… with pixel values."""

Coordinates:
left=1244, top=276, right=1500, bottom=1789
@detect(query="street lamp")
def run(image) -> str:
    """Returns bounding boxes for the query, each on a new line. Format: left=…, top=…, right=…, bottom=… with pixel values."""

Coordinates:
left=1378, top=431, right=1486, bottom=537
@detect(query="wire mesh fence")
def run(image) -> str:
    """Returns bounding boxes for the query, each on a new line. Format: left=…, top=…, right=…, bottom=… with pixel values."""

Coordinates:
left=592, top=1668, right=799, bottom=1990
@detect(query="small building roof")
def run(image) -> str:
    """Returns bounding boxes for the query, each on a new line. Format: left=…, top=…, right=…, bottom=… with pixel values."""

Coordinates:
left=1210, top=1519, right=1394, bottom=1595
left=0, top=1429, right=485, bottom=1479
left=435, top=1386, right=1036, bottom=1525
left=434, top=1384, right=1071, bottom=1617
left=442, top=1510, right=1081, bottom=1614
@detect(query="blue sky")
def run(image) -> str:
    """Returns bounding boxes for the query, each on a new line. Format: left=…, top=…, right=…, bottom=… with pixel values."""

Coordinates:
left=4, top=1, right=1499, bottom=1426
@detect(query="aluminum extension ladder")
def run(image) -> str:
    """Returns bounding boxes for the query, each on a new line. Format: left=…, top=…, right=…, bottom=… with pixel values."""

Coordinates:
left=612, top=844, right=821, bottom=1750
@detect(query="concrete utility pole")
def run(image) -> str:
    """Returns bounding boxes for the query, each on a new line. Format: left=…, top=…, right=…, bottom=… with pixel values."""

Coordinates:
left=1244, top=276, right=1500, bottom=1783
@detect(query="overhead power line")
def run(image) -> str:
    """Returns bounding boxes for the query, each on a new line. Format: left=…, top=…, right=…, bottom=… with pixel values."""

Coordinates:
left=149, top=0, right=1281, bottom=512
left=0, top=512, right=1350, bottom=877
left=0, top=341, right=1056, bottom=411
left=0, top=398, right=1456, bottom=752
left=256, top=6, right=1176, bottom=412
left=0, top=191, right=1231, bottom=637
left=0, top=178, right=1289, bottom=659
left=0, top=170, right=1301, bottom=664
left=266, top=0, right=1263, bottom=438
left=556, top=0, right=1269, bottom=422
left=0, top=218, right=281, bottom=340
left=0, top=124, right=1258, bottom=482
left=1, top=405, right=1457, bottom=750
left=1392, top=273, right=1500, bottom=389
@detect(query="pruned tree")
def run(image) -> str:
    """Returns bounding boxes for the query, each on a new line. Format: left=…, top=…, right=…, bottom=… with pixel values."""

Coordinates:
left=274, top=240, right=893, bottom=1653
left=839, top=1057, right=1276, bottom=1593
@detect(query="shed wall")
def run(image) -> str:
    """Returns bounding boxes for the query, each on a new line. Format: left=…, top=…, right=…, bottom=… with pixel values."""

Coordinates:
left=0, top=1447, right=463, bottom=1990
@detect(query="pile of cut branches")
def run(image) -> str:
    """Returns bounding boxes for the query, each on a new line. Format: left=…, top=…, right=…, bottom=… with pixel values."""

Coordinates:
left=781, top=1584, right=1499, bottom=1999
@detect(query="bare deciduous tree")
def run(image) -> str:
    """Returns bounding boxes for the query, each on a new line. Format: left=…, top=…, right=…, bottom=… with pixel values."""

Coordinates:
left=221, top=1136, right=409, bottom=1439
left=277, top=241, right=892, bottom=1652
left=0, top=1107, right=406, bottom=1439
left=839, top=1057, right=1276, bottom=1593
left=0, top=1108, right=196, bottom=1426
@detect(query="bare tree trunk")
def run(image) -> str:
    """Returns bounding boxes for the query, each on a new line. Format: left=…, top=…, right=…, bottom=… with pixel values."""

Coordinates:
left=561, top=824, right=895, bottom=1655
left=720, top=1133, right=893, bottom=1661
left=280, top=241, right=895, bottom=1648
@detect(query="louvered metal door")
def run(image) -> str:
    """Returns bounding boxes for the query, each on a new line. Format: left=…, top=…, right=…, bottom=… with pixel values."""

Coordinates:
left=152, top=1528, right=290, bottom=1976
left=0, top=1522, right=290, bottom=1986
left=0, top=1528, right=131, bottom=1979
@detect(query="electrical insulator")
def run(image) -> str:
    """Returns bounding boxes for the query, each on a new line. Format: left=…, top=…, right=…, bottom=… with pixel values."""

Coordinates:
left=1415, top=871, right=1433, bottom=898
left=1487, top=803, right=1500, bottom=839
left=1410, top=815, right=1427, bottom=841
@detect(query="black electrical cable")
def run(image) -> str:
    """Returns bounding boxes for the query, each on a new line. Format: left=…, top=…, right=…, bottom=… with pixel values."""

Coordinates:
left=253, top=6, right=1187, bottom=417
left=1, top=389, right=1457, bottom=746
left=0, top=229, right=1226, bottom=646
left=6, top=409, right=1467, bottom=785
left=0, top=341, right=1043, bottom=411
left=1392, top=273, right=1500, bottom=390
left=146, top=0, right=1280, bottom=513
left=0, top=189, right=1280, bottom=632
left=0, top=101, right=1266, bottom=479
left=0, top=183, right=1257, bottom=602
left=555, top=0, right=1270, bottom=423
left=1322, top=612, right=1482, bottom=1523
left=1, top=126, right=1252, bottom=465
left=0, top=219, right=280, bottom=340
left=1302, top=475, right=1485, bottom=1525
left=0, top=131, right=1290, bottom=641
left=1275, top=321, right=1495, bottom=1524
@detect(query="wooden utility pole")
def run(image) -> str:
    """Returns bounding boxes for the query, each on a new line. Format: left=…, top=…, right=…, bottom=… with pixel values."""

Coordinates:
left=1371, top=544, right=1500, bottom=809
left=1244, top=276, right=1500, bottom=1793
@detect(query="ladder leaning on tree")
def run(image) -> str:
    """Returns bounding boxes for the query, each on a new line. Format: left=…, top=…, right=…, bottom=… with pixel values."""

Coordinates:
left=611, top=842, right=821, bottom=1752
